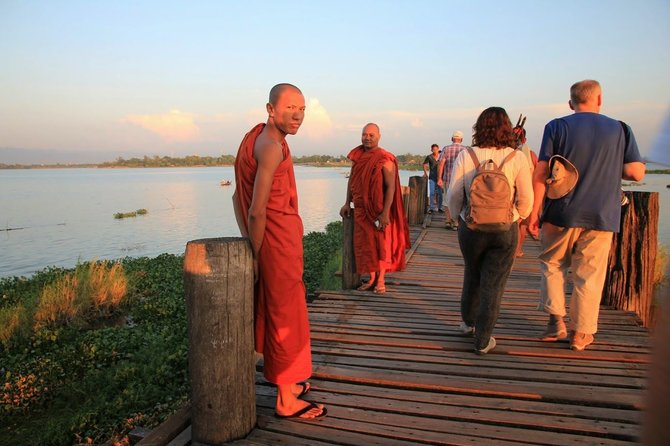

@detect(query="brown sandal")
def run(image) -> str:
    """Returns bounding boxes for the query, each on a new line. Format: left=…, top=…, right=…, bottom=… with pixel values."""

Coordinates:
left=373, top=285, right=386, bottom=294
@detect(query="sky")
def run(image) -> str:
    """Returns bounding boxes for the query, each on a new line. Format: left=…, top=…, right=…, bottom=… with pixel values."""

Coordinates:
left=1, top=0, right=669, bottom=164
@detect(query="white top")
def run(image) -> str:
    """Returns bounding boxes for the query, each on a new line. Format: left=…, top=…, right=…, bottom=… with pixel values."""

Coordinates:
left=446, top=146, right=534, bottom=223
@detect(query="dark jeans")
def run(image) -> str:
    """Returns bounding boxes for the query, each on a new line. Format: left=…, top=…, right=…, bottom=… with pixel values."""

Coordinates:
left=457, top=218, right=518, bottom=350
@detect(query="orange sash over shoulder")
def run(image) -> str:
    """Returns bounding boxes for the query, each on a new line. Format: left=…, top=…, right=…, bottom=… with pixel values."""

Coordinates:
left=348, top=145, right=410, bottom=273
left=234, top=123, right=311, bottom=385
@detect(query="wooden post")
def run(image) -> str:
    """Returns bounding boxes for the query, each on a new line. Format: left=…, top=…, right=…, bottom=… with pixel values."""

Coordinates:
left=407, top=176, right=427, bottom=225
left=602, top=191, right=659, bottom=328
left=184, top=238, right=256, bottom=445
left=401, top=185, right=410, bottom=219
left=341, top=215, right=360, bottom=289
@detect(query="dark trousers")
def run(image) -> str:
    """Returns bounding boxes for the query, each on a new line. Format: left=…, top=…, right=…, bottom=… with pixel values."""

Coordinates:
left=457, top=218, right=518, bottom=350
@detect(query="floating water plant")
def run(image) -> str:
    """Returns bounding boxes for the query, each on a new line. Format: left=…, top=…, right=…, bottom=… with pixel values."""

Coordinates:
left=113, top=209, right=148, bottom=219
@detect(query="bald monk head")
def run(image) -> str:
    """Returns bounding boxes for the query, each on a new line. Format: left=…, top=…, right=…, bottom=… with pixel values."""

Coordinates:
left=267, top=83, right=305, bottom=136
left=361, top=123, right=381, bottom=151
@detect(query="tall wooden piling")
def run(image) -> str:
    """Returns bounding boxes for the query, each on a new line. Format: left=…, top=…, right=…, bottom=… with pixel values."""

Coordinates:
left=342, top=214, right=360, bottom=289
left=184, top=238, right=256, bottom=445
left=407, top=176, right=427, bottom=225
left=603, top=191, right=659, bottom=328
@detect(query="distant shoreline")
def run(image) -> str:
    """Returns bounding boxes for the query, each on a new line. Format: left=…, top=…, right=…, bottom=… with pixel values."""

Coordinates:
left=0, top=153, right=429, bottom=171
left=1, top=156, right=665, bottom=174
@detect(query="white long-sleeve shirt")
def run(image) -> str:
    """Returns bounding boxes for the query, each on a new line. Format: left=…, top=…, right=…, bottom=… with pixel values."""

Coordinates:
left=447, top=146, right=534, bottom=223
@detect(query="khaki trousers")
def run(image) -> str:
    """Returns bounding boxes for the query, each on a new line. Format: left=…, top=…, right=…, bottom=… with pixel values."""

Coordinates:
left=539, top=223, right=613, bottom=334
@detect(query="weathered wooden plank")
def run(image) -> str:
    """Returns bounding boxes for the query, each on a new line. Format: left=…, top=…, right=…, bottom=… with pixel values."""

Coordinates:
left=255, top=378, right=641, bottom=425
left=136, top=404, right=190, bottom=446
left=253, top=395, right=636, bottom=446
left=310, top=364, right=644, bottom=409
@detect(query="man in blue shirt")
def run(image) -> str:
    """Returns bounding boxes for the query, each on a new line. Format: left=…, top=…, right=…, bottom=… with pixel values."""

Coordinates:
left=528, top=80, right=645, bottom=351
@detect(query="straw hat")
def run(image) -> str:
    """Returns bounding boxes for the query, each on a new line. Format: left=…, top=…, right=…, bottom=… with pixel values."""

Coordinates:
left=546, top=155, right=579, bottom=199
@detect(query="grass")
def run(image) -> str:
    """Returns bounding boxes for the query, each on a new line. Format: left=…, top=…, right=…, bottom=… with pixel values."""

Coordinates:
left=0, top=222, right=344, bottom=445
left=1, top=261, right=130, bottom=349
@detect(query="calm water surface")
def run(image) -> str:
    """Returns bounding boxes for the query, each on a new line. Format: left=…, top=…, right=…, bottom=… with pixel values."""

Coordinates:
left=1, top=166, right=668, bottom=278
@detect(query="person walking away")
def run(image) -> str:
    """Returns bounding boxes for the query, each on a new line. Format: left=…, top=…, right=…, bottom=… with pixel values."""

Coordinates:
left=447, top=107, right=533, bottom=354
left=423, top=143, right=444, bottom=213
left=233, top=83, right=326, bottom=419
left=527, top=79, right=645, bottom=351
left=438, top=130, right=466, bottom=230
left=340, top=123, right=410, bottom=294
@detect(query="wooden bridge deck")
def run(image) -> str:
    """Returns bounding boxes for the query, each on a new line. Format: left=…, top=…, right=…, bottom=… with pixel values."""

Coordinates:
left=143, top=216, right=651, bottom=445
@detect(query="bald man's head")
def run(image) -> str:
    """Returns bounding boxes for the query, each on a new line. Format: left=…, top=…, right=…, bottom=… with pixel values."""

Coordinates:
left=269, top=83, right=303, bottom=106
left=361, top=123, right=381, bottom=150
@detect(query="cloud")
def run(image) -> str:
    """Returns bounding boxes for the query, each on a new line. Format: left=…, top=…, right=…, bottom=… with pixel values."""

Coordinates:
left=301, top=97, right=333, bottom=140
left=124, top=110, right=200, bottom=142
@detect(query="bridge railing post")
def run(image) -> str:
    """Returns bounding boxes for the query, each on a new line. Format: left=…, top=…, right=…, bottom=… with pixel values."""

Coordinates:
left=341, top=214, right=360, bottom=290
left=407, top=175, right=427, bottom=225
left=184, top=237, right=256, bottom=445
left=603, top=191, right=659, bottom=328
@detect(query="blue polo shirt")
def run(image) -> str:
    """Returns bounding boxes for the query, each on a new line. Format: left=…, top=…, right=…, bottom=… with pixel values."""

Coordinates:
left=538, top=112, right=643, bottom=232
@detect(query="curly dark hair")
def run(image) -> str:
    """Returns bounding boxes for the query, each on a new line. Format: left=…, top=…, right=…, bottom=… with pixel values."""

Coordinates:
left=471, top=107, right=518, bottom=149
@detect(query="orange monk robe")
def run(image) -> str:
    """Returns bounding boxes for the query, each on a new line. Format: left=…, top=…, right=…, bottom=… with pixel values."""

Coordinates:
left=347, top=145, right=410, bottom=274
left=234, top=123, right=312, bottom=385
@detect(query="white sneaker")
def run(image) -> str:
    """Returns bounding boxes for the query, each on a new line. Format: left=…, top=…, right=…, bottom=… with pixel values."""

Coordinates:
left=459, top=322, right=475, bottom=336
left=475, top=337, right=496, bottom=355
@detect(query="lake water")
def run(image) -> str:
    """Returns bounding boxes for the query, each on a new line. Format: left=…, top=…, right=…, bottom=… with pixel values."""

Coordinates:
left=1, top=166, right=669, bottom=278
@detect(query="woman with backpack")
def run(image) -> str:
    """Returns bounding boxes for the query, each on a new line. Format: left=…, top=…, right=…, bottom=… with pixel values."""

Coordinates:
left=446, top=107, right=534, bottom=354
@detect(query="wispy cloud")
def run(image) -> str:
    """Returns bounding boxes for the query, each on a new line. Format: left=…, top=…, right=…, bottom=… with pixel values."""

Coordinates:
left=124, top=110, right=200, bottom=142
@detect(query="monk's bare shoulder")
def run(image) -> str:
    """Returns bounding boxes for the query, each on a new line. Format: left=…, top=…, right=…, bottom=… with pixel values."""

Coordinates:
left=253, top=133, right=283, bottom=165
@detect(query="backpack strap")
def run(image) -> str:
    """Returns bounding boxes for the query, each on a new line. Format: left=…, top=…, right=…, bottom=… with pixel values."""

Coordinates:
left=498, top=149, right=517, bottom=169
left=619, top=120, right=630, bottom=147
left=465, top=147, right=480, bottom=168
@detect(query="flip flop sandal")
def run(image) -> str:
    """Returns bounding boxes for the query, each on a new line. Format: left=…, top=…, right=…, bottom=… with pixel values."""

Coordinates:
left=297, top=382, right=311, bottom=398
left=357, top=282, right=375, bottom=291
left=275, top=402, right=327, bottom=419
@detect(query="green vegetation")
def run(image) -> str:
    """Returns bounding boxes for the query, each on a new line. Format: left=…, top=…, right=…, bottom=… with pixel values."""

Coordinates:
left=0, top=223, right=344, bottom=445
left=99, top=155, right=236, bottom=168
left=1, top=152, right=431, bottom=170
left=114, top=209, right=148, bottom=219
left=302, top=221, right=343, bottom=293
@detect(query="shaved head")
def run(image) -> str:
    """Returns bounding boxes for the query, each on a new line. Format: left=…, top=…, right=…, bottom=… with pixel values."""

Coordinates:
left=269, top=83, right=302, bottom=106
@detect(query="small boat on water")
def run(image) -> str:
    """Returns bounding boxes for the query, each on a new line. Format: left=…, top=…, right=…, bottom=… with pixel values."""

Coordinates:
left=220, top=180, right=232, bottom=186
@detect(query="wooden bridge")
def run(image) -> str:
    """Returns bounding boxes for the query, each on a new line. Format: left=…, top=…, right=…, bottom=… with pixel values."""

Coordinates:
left=140, top=214, right=650, bottom=446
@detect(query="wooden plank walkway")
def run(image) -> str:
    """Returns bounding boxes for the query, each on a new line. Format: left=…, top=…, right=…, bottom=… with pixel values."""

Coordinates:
left=143, top=215, right=651, bottom=445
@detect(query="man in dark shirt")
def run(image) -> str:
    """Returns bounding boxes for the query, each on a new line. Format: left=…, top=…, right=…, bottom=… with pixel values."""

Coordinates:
left=423, top=143, right=443, bottom=213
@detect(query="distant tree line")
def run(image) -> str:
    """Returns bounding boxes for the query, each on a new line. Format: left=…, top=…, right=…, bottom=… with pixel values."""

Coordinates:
left=1, top=151, right=521, bottom=172
left=97, top=155, right=236, bottom=168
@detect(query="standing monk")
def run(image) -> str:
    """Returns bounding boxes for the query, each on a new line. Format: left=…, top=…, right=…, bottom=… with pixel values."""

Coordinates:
left=232, top=84, right=326, bottom=419
left=339, top=123, right=410, bottom=294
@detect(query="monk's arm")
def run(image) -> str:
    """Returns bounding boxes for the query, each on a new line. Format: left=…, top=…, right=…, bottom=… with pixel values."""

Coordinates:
left=379, top=160, right=395, bottom=229
left=248, top=142, right=283, bottom=258
left=232, top=191, right=248, bottom=237
left=339, top=167, right=354, bottom=218
left=527, top=160, right=549, bottom=237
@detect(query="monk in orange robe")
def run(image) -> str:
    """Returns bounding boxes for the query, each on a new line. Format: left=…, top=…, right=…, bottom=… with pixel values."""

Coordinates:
left=232, top=84, right=325, bottom=419
left=340, top=123, right=410, bottom=293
